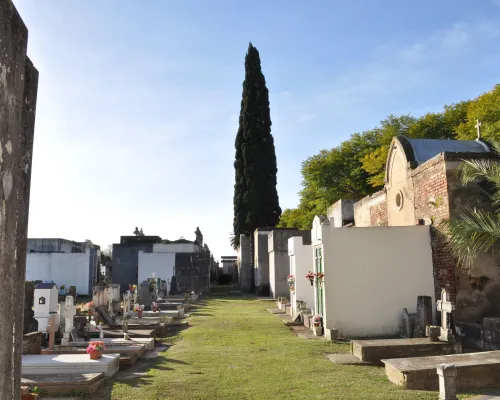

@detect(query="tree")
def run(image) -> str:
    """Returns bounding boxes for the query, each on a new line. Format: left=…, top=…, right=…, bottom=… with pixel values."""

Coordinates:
left=445, top=141, right=500, bottom=268
left=233, top=43, right=281, bottom=245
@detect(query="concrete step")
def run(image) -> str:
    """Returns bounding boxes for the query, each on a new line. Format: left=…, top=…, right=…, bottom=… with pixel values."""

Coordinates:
left=383, top=350, right=500, bottom=390
left=351, top=338, right=461, bottom=364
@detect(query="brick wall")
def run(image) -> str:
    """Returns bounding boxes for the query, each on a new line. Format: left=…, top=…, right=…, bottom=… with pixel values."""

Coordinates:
left=411, top=156, right=457, bottom=302
left=369, top=200, right=388, bottom=226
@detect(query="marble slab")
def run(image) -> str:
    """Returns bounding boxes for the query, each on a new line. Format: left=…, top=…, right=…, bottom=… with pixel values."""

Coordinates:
left=22, top=354, right=120, bottom=377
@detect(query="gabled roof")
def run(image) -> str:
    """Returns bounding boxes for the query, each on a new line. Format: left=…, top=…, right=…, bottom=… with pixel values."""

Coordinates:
left=401, top=136, right=491, bottom=164
left=385, top=136, right=492, bottom=183
left=36, top=282, right=57, bottom=289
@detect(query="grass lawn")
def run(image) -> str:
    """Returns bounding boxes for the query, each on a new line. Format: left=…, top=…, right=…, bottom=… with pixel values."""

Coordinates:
left=109, top=291, right=479, bottom=400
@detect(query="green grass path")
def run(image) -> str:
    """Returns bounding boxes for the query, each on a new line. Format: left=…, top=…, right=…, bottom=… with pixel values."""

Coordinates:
left=111, top=295, right=463, bottom=400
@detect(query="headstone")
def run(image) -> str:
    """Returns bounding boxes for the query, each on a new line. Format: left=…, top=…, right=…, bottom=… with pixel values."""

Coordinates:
left=426, top=325, right=441, bottom=342
left=139, top=282, right=153, bottom=306
left=415, top=296, right=433, bottom=338
left=437, top=289, right=455, bottom=342
left=401, top=308, right=416, bottom=338
left=68, top=286, right=77, bottom=299
left=483, top=317, right=500, bottom=350
left=70, top=328, right=82, bottom=342
left=437, top=364, right=458, bottom=400
left=62, top=296, right=76, bottom=345
left=46, top=314, right=59, bottom=350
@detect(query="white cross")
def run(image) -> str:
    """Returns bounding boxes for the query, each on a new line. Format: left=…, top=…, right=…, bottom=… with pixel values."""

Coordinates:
left=63, top=296, right=76, bottom=333
left=436, top=289, right=455, bottom=341
left=475, top=119, right=482, bottom=140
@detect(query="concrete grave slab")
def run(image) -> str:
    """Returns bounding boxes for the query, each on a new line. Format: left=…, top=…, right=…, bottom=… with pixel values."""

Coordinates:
left=382, top=351, right=500, bottom=390
left=351, top=338, right=461, bottom=364
left=21, top=373, right=104, bottom=396
left=66, top=337, right=155, bottom=351
left=22, top=354, right=120, bottom=377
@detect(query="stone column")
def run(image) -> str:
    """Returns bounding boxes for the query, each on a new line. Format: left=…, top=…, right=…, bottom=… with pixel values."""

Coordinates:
left=239, top=234, right=252, bottom=293
left=0, top=1, right=39, bottom=399
left=437, top=364, right=458, bottom=400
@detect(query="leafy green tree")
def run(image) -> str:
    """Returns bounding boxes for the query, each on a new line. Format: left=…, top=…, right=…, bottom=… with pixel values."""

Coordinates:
left=445, top=141, right=500, bottom=268
left=233, top=43, right=281, bottom=246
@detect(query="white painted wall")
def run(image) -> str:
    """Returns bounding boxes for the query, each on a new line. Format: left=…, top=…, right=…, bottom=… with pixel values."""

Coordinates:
left=27, top=250, right=92, bottom=295
left=138, top=252, right=175, bottom=287
left=153, top=243, right=198, bottom=253
left=288, top=237, right=315, bottom=315
left=315, top=224, right=435, bottom=337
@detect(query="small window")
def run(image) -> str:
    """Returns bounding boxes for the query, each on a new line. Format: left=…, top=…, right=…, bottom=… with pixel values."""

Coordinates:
left=396, top=190, right=404, bottom=210
left=39, top=297, right=46, bottom=305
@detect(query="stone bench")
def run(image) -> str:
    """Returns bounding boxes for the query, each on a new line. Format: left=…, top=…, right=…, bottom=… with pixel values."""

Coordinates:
left=382, top=350, right=500, bottom=390
left=351, top=338, right=461, bottom=364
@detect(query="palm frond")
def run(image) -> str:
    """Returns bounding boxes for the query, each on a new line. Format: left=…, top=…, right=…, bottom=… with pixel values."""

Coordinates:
left=444, top=207, right=500, bottom=268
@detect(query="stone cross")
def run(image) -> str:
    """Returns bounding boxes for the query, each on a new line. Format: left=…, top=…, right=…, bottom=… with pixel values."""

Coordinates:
left=46, top=314, right=59, bottom=350
left=98, top=323, right=104, bottom=339
left=475, top=119, right=482, bottom=140
left=63, top=296, right=76, bottom=333
left=437, top=289, right=455, bottom=342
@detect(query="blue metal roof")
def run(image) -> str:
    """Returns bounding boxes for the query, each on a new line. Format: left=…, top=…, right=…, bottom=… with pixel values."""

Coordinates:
left=406, top=138, right=491, bottom=164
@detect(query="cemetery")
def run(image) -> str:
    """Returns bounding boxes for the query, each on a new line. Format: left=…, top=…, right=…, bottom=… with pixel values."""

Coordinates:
left=3, top=0, right=500, bottom=398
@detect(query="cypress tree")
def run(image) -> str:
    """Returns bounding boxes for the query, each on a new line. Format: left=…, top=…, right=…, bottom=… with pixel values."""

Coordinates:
left=233, top=43, right=281, bottom=247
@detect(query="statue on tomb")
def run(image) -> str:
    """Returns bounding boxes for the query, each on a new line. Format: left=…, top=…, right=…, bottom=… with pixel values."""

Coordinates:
left=134, top=227, right=140, bottom=236
left=194, top=227, right=203, bottom=247
left=140, top=228, right=144, bottom=236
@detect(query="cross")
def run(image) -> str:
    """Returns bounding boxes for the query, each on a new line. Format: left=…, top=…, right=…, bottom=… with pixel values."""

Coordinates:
left=436, top=289, right=455, bottom=342
left=475, top=119, right=482, bottom=140
left=46, top=314, right=59, bottom=350
left=62, top=296, right=76, bottom=333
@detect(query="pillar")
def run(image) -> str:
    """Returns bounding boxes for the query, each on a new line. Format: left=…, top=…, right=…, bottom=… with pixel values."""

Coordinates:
left=0, top=1, right=39, bottom=398
left=437, top=364, right=458, bottom=400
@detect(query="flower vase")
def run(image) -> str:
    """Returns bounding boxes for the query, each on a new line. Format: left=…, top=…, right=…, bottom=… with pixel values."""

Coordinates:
left=90, top=350, right=103, bottom=360
left=309, top=280, right=313, bottom=286
left=312, top=326, right=322, bottom=336
left=138, top=310, right=143, bottom=318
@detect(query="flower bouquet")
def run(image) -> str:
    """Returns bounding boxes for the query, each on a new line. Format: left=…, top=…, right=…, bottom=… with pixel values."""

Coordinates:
left=316, top=272, right=325, bottom=286
left=86, top=341, right=105, bottom=359
left=151, top=302, right=159, bottom=312
left=134, top=304, right=144, bottom=318
left=306, top=271, right=315, bottom=286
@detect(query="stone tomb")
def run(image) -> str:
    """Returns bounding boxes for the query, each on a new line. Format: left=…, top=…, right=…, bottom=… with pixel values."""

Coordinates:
left=22, top=353, right=120, bottom=377
left=67, top=337, right=155, bottom=351
left=34, top=282, right=59, bottom=332
left=21, top=373, right=105, bottom=396
left=382, top=351, right=500, bottom=390
left=42, top=344, right=146, bottom=366
left=351, top=338, right=460, bottom=365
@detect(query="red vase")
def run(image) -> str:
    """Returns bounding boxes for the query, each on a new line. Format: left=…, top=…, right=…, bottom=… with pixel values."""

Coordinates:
left=90, top=350, right=103, bottom=360
left=138, top=310, right=143, bottom=318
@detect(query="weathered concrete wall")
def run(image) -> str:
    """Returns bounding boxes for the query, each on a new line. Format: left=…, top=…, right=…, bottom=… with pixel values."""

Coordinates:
left=288, top=236, right=314, bottom=315
left=326, top=199, right=355, bottom=227
left=269, top=229, right=311, bottom=299
left=26, top=250, right=92, bottom=295
left=239, top=234, right=252, bottom=293
left=174, top=251, right=210, bottom=293
left=112, top=242, right=153, bottom=292
left=0, top=1, right=39, bottom=397
left=254, top=228, right=271, bottom=296
left=138, top=251, right=175, bottom=286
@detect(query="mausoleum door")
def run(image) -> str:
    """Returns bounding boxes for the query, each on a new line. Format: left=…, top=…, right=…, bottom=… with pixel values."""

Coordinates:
left=315, top=247, right=324, bottom=316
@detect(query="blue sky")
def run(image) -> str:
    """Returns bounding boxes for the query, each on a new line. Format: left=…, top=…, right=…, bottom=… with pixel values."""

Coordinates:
left=14, top=0, right=500, bottom=259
